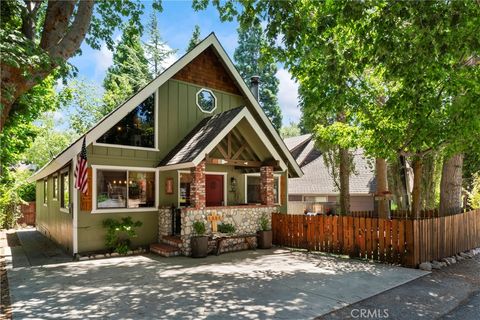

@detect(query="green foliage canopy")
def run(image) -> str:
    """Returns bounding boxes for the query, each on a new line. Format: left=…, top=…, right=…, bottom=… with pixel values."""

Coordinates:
left=234, top=23, right=282, bottom=130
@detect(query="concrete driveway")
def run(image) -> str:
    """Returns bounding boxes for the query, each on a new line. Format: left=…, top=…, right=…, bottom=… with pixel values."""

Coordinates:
left=6, top=238, right=427, bottom=320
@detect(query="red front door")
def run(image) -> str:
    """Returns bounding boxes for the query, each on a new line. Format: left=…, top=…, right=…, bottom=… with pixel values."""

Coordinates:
left=206, top=174, right=224, bottom=207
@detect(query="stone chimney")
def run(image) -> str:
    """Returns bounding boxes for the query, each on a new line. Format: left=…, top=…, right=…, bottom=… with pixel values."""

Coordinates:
left=250, top=76, right=260, bottom=101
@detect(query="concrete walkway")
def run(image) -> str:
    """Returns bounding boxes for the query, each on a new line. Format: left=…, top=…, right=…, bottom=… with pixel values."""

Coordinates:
left=6, top=231, right=427, bottom=320
left=9, top=229, right=72, bottom=267
left=319, top=254, right=480, bottom=320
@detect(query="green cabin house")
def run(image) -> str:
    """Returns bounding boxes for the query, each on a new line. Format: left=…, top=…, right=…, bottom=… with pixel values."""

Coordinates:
left=28, top=34, right=303, bottom=257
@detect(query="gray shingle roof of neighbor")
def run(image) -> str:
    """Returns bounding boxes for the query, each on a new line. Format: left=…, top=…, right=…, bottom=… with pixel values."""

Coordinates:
left=284, top=134, right=376, bottom=195
left=158, top=107, right=244, bottom=166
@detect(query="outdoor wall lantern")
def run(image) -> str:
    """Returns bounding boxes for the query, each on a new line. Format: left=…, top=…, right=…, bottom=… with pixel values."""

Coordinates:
left=230, top=177, right=237, bottom=192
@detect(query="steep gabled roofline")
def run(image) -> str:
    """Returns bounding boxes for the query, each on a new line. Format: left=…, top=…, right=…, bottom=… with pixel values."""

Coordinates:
left=28, top=33, right=302, bottom=182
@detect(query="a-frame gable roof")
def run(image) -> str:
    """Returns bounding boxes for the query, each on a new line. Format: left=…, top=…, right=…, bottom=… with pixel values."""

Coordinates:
left=28, top=33, right=302, bottom=182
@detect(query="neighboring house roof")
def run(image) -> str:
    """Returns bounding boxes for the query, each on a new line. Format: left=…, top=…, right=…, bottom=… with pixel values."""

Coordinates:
left=285, top=134, right=376, bottom=195
left=284, top=133, right=311, bottom=151
left=28, top=33, right=302, bottom=182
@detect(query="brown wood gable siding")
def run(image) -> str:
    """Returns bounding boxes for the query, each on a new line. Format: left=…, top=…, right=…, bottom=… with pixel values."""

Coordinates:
left=172, top=46, right=242, bottom=95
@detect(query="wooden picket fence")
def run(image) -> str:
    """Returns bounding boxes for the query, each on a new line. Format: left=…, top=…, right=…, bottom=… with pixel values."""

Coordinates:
left=272, top=209, right=480, bottom=268
left=18, top=201, right=36, bottom=226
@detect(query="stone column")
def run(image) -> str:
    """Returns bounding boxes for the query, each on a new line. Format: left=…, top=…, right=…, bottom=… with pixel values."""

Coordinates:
left=190, top=161, right=206, bottom=209
left=260, top=166, right=274, bottom=206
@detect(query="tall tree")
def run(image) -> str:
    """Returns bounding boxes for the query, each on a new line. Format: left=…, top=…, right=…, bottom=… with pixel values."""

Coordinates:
left=234, top=23, right=282, bottom=130
left=144, top=12, right=176, bottom=76
left=439, top=153, right=464, bottom=215
left=280, top=122, right=301, bottom=139
left=186, top=25, right=202, bottom=51
left=66, top=80, right=105, bottom=135
left=200, top=0, right=480, bottom=217
left=0, top=0, right=163, bottom=131
left=103, top=24, right=152, bottom=111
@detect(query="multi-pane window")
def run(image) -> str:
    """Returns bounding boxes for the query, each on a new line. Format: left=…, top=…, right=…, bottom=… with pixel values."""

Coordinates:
left=96, top=169, right=155, bottom=210
left=96, top=94, right=155, bottom=148
left=60, top=171, right=70, bottom=211
left=52, top=175, right=58, bottom=200
left=246, top=175, right=280, bottom=204
left=43, top=179, right=48, bottom=205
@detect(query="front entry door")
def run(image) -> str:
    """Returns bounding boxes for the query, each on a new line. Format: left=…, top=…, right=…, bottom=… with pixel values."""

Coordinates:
left=206, top=174, right=224, bottom=207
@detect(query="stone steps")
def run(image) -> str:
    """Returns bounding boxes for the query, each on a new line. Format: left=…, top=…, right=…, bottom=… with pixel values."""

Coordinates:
left=149, top=243, right=181, bottom=257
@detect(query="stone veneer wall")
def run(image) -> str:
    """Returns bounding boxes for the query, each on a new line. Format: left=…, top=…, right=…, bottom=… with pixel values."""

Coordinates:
left=180, top=205, right=278, bottom=256
left=158, top=207, right=172, bottom=241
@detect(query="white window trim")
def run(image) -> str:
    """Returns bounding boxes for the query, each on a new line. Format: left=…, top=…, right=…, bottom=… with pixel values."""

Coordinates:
left=195, top=88, right=217, bottom=114
left=59, top=168, right=70, bottom=213
left=52, top=174, right=58, bottom=201
left=92, top=91, right=159, bottom=151
left=177, top=170, right=227, bottom=207
left=43, top=178, right=48, bottom=207
left=244, top=173, right=282, bottom=205
left=92, top=165, right=159, bottom=214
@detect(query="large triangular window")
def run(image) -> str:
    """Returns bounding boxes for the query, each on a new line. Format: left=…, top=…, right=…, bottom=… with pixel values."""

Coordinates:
left=97, top=94, right=156, bottom=149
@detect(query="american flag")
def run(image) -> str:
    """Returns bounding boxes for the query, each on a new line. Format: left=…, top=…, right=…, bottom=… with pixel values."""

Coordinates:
left=74, top=137, right=88, bottom=194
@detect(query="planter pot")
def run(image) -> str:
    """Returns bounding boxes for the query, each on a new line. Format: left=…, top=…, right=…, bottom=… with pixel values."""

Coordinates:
left=257, top=230, right=272, bottom=249
left=191, top=236, right=208, bottom=258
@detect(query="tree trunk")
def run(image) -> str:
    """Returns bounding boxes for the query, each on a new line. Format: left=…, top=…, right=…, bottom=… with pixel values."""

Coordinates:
left=421, top=154, right=437, bottom=210
left=339, top=147, right=351, bottom=214
left=411, top=158, right=423, bottom=218
left=0, top=0, right=94, bottom=131
left=439, top=153, right=464, bottom=215
left=376, top=158, right=389, bottom=218
left=387, top=158, right=409, bottom=210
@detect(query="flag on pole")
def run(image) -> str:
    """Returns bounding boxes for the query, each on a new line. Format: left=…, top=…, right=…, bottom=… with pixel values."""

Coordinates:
left=74, top=137, right=88, bottom=194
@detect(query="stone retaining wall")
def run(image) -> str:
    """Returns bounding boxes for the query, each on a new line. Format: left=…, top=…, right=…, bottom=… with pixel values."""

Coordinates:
left=180, top=205, right=278, bottom=256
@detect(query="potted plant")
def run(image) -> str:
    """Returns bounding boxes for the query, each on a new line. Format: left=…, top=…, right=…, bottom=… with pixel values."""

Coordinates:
left=191, top=221, right=208, bottom=258
left=257, top=214, right=272, bottom=249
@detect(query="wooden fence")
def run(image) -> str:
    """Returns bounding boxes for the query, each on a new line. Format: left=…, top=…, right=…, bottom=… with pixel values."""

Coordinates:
left=18, top=201, right=36, bottom=226
left=272, top=209, right=480, bottom=267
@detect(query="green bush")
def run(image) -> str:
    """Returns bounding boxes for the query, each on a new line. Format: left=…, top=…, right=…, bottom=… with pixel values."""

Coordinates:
left=193, top=221, right=206, bottom=236
left=18, top=182, right=36, bottom=202
left=102, top=217, right=143, bottom=254
left=218, top=223, right=235, bottom=234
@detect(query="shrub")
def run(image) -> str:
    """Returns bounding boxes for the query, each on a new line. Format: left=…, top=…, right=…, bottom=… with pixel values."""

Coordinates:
left=193, top=221, right=206, bottom=236
left=218, top=223, right=235, bottom=234
left=102, top=217, right=143, bottom=255
left=259, top=213, right=270, bottom=231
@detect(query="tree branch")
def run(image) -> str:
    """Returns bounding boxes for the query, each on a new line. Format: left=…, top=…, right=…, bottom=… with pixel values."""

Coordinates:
left=49, top=0, right=94, bottom=60
left=40, top=0, right=76, bottom=51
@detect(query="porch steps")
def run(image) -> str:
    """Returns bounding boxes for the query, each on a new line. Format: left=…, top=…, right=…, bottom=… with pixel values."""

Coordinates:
left=161, top=235, right=182, bottom=248
left=149, top=243, right=181, bottom=257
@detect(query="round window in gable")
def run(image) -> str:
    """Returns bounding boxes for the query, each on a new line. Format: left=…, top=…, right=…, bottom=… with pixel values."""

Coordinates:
left=196, top=89, right=217, bottom=114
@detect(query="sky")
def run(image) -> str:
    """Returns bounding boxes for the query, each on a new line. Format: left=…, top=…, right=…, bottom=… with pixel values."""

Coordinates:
left=68, top=0, right=301, bottom=126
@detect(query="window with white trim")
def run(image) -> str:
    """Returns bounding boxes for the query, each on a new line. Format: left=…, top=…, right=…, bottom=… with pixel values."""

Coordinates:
left=245, top=174, right=280, bottom=205
left=96, top=169, right=156, bottom=210
left=196, top=89, right=217, bottom=113
left=60, top=171, right=70, bottom=210
left=52, top=175, right=58, bottom=200
left=96, top=94, right=155, bottom=148
left=43, top=179, right=48, bottom=205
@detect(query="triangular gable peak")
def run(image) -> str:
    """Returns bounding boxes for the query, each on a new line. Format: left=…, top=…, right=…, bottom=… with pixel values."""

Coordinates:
left=172, top=46, right=241, bottom=95
left=28, top=33, right=302, bottom=182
